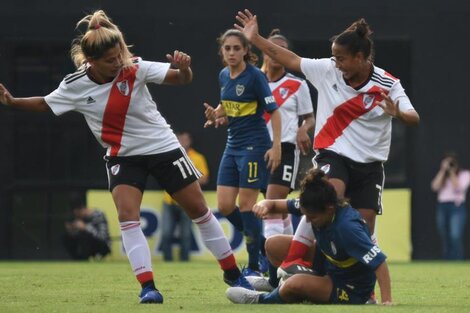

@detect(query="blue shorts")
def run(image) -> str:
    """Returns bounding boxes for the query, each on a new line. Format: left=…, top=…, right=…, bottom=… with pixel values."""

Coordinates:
left=217, top=152, right=268, bottom=189
left=329, top=275, right=374, bottom=304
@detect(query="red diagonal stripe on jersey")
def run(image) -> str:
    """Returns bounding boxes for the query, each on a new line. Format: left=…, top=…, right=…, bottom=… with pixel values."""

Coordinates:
left=314, top=86, right=387, bottom=149
left=101, top=66, right=138, bottom=156
left=264, top=79, right=302, bottom=123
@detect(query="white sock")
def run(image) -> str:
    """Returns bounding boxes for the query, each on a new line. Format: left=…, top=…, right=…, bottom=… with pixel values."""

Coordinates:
left=283, top=215, right=294, bottom=235
left=293, top=216, right=315, bottom=247
left=120, top=221, right=152, bottom=276
left=264, top=219, right=284, bottom=238
left=193, top=210, right=233, bottom=260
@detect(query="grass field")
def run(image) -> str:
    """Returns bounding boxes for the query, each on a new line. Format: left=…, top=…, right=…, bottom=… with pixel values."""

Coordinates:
left=1, top=260, right=469, bottom=313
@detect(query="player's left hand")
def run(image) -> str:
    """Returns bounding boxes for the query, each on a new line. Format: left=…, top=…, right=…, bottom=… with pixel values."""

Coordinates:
left=166, top=50, right=191, bottom=70
left=296, top=128, right=311, bottom=156
left=377, top=92, right=401, bottom=119
left=265, top=144, right=281, bottom=173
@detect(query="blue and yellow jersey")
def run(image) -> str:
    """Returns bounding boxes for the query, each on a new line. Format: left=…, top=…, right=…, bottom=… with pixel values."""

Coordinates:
left=287, top=201, right=386, bottom=289
left=219, top=64, right=278, bottom=155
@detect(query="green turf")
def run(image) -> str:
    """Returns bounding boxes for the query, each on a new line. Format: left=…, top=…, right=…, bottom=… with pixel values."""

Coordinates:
left=0, top=260, right=469, bottom=312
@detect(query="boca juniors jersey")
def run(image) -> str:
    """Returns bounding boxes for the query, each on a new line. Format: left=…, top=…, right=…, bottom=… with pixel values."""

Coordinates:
left=265, top=73, right=313, bottom=145
left=300, top=58, right=415, bottom=162
left=44, top=58, right=180, bottom=157
left=287, top=200, right=386, bottom=288
left=219, top=63, right=278, bottom=155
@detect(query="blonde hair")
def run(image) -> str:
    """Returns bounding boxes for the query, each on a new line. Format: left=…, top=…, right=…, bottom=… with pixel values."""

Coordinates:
left=70, top=10, right=134, bottom=69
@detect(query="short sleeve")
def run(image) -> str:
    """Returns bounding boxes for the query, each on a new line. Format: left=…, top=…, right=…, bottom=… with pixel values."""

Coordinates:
left=44, top=80, right=77, bottom=116
left=300, top=58, right=332, bottom=87
left=296, top=80, right=314, bottom=116
left=338, top=219, right=386, bottom=270
left=389, top=80, right=414, bottom=112
left=141, top=60, right=171, bottom=85
left=254, top=70, right=278, bottom=113
left=287, top=199, right=302, bottom=216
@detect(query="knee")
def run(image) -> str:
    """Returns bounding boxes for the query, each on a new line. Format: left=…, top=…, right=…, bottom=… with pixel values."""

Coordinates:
left=281, top=276, right=304, bottom=296
left=265, top=235, right=286, bottom=266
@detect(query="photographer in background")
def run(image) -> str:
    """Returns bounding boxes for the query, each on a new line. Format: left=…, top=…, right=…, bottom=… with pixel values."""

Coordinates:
left=64, top=198, right=111, bottom=260
left=431, top=152, right=470, bottom=260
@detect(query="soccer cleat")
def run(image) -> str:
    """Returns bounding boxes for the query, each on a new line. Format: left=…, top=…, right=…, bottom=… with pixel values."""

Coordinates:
left=224, top=274, right=254, bottom=290
left=277, top=258, right=315, bottom=286
left=226, top=287, right=262, bottom=304
left=139, top=287, right=164, bottom=304
left=245, top=276, right=274, bottom=292
left=241, top=267, right=263, bottom=277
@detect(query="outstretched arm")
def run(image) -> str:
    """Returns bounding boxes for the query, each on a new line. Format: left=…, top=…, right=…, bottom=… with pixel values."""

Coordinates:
left=0, top=84, right=49, bottom=112
left=234, top=9, right=302, bottom=73
left=163, top=50, right=193, bottom=85
left=252, top=199, right=289, bottom=218
left=375, top=261, right=392, bottom=305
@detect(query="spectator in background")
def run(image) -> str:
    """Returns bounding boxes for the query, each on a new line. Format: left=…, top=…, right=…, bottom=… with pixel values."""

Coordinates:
left=64, top=198, right=111, bottom=260
left=161, top=132, right=209, bottom=261
left=431, top=152, right=470, bottom=260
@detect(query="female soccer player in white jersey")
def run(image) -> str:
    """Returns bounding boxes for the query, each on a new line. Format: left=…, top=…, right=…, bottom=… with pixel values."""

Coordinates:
left=247, top=29, right=315, bottom=291
left=203, top=29, right=282, bottom=277
left=0, top=10, right=251, bottom=304
left=235, top=9, right=419, bottom=289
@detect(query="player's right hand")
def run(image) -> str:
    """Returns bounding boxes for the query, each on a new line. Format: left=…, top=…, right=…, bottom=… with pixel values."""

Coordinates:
left=252, top=200, right=272, bottom=218
left=234, top=9, right=259, bottom=42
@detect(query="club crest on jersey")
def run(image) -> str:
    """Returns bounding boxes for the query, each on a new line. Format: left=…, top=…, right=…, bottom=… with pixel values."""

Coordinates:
left=280, top=87, right=289, bottom=99
left=320, top=164, right=331, bottom=174
left=236, top=84, right=245, bottom=96
left=330, top=241, right=337, bottom=255
left=363, top=94, right=375, bottom=109
left=111, top=164, right=120, bottom=175
left=117, top=80, right=130, bottom=96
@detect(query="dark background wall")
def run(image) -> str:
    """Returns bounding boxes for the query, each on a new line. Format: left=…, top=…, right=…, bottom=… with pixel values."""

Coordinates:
left=0, top=0, right=469, bottom=259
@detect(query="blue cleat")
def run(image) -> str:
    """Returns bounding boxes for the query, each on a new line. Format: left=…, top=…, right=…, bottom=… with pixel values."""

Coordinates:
left=242, top=267, right=262, bottom=278
left=224, top=274, right=254, bottom=290
left=139, top=287, right=164, bottom=304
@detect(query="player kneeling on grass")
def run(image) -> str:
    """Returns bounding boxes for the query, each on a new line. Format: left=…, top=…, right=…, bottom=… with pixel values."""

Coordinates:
left=226, top=168, right=392, bottom=305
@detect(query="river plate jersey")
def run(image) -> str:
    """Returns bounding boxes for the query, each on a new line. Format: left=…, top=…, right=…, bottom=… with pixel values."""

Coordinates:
left=265, top=72, right=313, bottom=144
left=219, top=64, right=278, bottom=155
left=287, top=200, right=386, bottom=288
left=300, top=58, right=415, bottom=162
left=44, top=57, right=179, bottom=157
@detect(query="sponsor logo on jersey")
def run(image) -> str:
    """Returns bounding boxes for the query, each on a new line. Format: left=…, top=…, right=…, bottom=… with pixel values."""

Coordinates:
left=363, top=94, right=375, bottom=109
left=332, top=83, right=338, bottom=91
left=117, top=80, right=130, bottom=96
left=321, top=164, right=331, bottom=174
left=111, top=164, right=120, bottom=175
left=280, top=87, right=289, bottom=99
left=86, top=96, right=96, bottom=104
left=330, top=241, right=337, bottom=255
left=236, top=84, right=245, bottom=96
left=362, top=246, right=382, bottom=264
left=264, top=95, right=276, bottom=104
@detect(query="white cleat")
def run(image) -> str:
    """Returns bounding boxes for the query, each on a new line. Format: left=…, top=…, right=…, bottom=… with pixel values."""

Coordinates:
left=226, top=287, right=262, bottom=304
left=245, top=276, right=274, bottom=292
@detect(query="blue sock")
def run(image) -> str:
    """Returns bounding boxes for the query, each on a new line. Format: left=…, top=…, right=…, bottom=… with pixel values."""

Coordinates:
left=259, top=287, right=285, bottom=304
left=224, top=207, right=244, bottom=232
left=241, top=211, right=261, bottom=271
left=268, top=263, right=279, bottom=287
